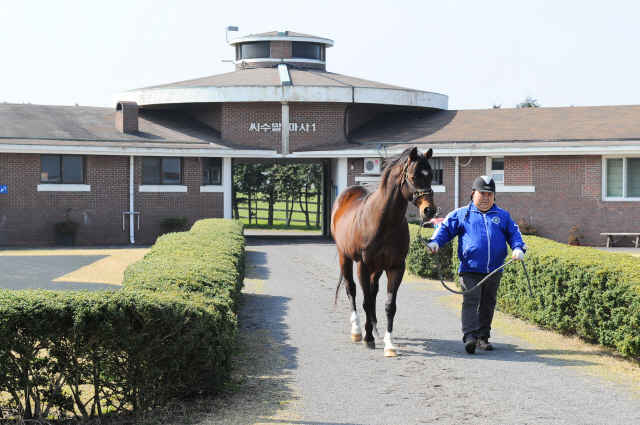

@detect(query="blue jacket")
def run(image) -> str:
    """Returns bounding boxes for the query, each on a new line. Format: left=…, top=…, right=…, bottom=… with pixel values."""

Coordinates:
left=429, top=202, right=526, bottom=274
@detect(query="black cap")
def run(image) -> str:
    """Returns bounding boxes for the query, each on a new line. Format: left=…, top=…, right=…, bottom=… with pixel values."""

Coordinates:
left=472, top=175, right=496, bottom=193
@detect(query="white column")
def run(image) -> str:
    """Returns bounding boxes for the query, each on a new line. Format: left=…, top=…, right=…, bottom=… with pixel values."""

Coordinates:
left=223, top=157, right=232, bottom=219
left=455, top=156, right=460, bottom=210
left=281, top=102, right=289, bottom=155
left=335, top=157, right=348, bottom=195
left=129, top=155, right=135, bottom=244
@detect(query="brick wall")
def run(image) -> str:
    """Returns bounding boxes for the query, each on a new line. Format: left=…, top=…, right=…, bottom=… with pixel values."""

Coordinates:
left=186, top=104, right=222, bottom=132
left=134, top=157, right=223, bottom=244
left=221, top=102, right=347, bottom=152
left=270, top=41, right=292, bottom=59
left=0, top=154, right=223, bottom=246
left=347, top=104, right=384, bottom=132
left=423, top=155, right=640, bottom=246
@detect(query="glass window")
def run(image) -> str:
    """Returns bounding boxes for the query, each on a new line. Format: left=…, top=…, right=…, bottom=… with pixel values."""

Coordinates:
left=240, top=42, right=270, bottom=59
left=203, top=158, right=222, bottom=185
left=606, top=158, right=623, bottom=197
left=428, top=158, right=443, bottom=185
left=605, top=157, right=640, bottom=199
left=627, top=158, right=640, bottom=197
left=41, top=155, right=83, bottom=183
left=142, top=157, right=181, bottom=185
left=292, top=42, right=321, bottom=60
left=142, top=157, right=161, bottom=184
left=490, top=157, right=504, bottom=183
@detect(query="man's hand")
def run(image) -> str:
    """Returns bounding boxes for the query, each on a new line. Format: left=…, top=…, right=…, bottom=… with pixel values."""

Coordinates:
left=512, top=249, right=525, bottom=262
left=427, top=242, right=439, bottom=254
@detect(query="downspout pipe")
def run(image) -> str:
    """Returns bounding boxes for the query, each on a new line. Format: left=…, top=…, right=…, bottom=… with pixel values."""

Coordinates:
left=130, top=155, right=135, bottom=244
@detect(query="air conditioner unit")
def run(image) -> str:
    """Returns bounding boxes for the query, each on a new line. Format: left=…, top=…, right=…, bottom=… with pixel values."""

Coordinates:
left=364, top=158, right=381, bottom=174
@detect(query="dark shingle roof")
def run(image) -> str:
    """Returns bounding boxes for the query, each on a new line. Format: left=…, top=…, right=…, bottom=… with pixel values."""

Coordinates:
left=349, top=105, right=640, bottom=144
left=140, top=68, right=416, bottom=91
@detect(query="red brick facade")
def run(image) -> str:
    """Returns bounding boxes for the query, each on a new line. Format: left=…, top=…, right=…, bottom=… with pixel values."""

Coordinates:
left=0, top=154, right=223, bottom=245
left=345, top=154, right=639, bottom=246
left=221, top=102, right=348, bottom=152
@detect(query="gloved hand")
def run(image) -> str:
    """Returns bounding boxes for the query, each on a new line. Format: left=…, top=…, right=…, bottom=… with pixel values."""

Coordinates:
left=427, top=241, right=439, bottom=254
left=512, top=249, right=525, bottom=262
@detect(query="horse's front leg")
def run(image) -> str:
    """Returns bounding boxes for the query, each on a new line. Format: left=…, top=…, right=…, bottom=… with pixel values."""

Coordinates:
left=356, top=261, right=376, bottom=348
left=383, top=263, right=405, bottom=357
left=338, top=252, right=361, bottom=342
left=370, top=271, right=383, bottom=341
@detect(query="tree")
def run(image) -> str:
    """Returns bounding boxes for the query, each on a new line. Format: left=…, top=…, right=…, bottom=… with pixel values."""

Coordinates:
left=492, top=103, right=502, bottom=109
left=516, top=95, right=540, bottom=108
left=233, top=164, right=268, bottom=224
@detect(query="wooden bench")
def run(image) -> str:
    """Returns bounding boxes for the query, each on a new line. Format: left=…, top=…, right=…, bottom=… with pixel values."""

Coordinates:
left=601, top=232, right=640, bottom=248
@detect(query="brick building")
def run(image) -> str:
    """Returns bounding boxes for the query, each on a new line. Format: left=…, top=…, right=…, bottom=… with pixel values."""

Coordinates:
left=1, top=30, right=639, bottom=246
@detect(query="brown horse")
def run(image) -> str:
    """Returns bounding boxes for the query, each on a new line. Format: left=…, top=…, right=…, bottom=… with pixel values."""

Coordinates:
left=331, top=147, right=437, bottom=357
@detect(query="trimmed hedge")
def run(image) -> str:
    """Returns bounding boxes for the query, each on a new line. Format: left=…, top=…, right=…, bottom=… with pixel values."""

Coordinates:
left=405, top=228, right=640, bottom=358
left=406, top=224, right=456, bottom=279
left=0, top=219, right=245, bottom=420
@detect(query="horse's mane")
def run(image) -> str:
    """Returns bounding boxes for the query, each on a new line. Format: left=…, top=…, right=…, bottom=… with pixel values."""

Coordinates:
left=379, top=148, right=422, bottom=188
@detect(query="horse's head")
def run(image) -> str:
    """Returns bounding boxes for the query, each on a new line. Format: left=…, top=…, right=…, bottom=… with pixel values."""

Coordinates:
left=400, top=147, right=437, bottom=221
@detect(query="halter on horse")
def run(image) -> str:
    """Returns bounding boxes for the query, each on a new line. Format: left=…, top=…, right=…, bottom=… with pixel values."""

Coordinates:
left=331, top=147, right=437, bottom=356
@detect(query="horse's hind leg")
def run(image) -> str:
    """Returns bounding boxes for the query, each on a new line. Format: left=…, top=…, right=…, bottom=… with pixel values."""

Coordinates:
left=338, top=252, right=362, bottom=342
left=357, top=261, right=376, bottom=348
left=383, top=263, right=405, bottom=357
left=370, top=271, right=383, bottom=341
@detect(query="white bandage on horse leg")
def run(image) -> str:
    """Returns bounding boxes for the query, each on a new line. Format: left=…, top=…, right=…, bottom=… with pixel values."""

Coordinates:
left=383, top=331, right=397, bottom=357
left=350, top=311, right=362, bottom=342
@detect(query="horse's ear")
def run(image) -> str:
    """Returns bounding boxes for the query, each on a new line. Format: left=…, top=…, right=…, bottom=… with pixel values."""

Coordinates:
left=425, top=148, right=433, bottom=160
left=409, top=147, right=418, bottom=162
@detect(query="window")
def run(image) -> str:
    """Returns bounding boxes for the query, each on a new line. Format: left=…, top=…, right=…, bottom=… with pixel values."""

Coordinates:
left=41, top=155, right=84, bottom=183
left=203, top=158, right=222, bottom=185
left=429, top=158, right=443, bottom=185
left=240, top=42, right=270, bottom=59
left=292, top=42, right=322, bottom=60
left=142, top=157, right=182, bottom=184
left=488, top=157, right=504, bottom=183
left=605, top=157, right=640, bottom=199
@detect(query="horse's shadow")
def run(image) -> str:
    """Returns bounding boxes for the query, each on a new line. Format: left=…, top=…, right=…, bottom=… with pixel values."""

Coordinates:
left=396, top=337, right=600, bottom=368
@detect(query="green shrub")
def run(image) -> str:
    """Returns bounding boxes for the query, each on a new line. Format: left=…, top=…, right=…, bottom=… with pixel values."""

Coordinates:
left=162, top=216, right=188, bottom=229
left=406, top=224, right=456, bottom=279
left=498, top=236, right=640, bottom=357
left=408, top=230, right=640, bottom=357
left=0, top=218, right=245, bottom=420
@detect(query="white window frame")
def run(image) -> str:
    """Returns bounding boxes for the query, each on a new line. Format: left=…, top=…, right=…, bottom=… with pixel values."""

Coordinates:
left=486, top=157, right=504, bottom=185
left=602, top=155, right=640, bottom=201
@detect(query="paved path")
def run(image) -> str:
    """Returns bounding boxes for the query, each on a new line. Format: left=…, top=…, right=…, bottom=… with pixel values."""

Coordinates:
left=242, top=234, right=640, bottom=425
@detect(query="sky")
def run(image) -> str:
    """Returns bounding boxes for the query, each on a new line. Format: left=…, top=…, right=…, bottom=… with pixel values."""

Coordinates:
left=1, top=0, right=639, bottom=111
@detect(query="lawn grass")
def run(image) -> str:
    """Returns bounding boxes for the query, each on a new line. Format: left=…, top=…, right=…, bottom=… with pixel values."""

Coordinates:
left=236, top=196, right=322, bottom=231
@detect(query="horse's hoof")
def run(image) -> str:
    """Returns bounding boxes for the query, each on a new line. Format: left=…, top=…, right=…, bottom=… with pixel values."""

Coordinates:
left=351, top=333, right=362, bottom=342
left=363, top=340, right=375, bottom=349
left=384, top=348, right=397, bottom=357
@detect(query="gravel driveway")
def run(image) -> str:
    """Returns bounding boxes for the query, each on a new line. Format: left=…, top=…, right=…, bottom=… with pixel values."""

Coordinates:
left=234, top=233, right=640, bottom=424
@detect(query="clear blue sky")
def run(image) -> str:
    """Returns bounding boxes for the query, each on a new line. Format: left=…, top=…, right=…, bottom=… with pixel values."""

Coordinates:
left=2, top=0, right=638, bottom=110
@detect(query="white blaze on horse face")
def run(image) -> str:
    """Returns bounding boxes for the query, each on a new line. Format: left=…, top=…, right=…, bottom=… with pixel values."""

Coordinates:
left=350, top=311, right=362, bottom=337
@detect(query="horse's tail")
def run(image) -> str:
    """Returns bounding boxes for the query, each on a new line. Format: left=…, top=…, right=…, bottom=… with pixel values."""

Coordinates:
left=335, top=273, right=345, bottom=307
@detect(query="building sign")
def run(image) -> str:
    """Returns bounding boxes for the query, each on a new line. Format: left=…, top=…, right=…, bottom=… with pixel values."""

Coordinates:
left=249, top=123, right=316, bottom=132
left=0, top=185, right=7, bottom=193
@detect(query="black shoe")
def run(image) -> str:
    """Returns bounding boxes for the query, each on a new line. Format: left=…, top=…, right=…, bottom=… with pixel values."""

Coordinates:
left=478, top=336, right=493, bottom=351
left=464, top=337, right=477, bottom=354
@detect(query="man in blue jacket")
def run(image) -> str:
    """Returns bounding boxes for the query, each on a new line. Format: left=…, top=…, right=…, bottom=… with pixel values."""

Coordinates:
left=426, top=176, right=526, bottom=354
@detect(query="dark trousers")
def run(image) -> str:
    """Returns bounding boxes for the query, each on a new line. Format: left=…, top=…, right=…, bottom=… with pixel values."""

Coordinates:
left=459, top=271, right=502, bottom=342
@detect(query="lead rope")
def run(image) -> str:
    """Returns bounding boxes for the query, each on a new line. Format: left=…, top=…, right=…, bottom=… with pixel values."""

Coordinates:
left=416, top=222, right=533, bottom=296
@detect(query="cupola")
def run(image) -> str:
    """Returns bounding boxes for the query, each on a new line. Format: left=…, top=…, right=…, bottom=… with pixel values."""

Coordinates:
left=228, top=30, right=334, bottom=71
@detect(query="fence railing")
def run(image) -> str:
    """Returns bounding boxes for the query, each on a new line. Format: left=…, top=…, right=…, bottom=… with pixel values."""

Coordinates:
left=235, top=206, right=319, bottom=224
